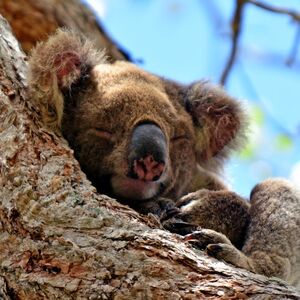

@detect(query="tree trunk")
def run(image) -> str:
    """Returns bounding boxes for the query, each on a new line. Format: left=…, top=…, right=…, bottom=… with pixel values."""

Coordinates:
left=0, top=0, right=127, bottom=61
left=0, top=9, right=299, bottom=300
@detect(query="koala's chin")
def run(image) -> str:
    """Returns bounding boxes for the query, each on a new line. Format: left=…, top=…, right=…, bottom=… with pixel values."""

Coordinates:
left=110, top=174, right=168, bottom=201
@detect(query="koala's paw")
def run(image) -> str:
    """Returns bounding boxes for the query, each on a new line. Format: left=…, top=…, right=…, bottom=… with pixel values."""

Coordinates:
left=206, top=243, right=254, bottom=272
left=134, top=197, right=177, bottom=218
left=183, top=228, right=232, bottom=250
left=183, top=229, right=254, bottom=271
left=160, top=202, right=199, bottom=235
left=162, top=218, right=198, bottom=235
left=207, top=243, right=241, bottom=262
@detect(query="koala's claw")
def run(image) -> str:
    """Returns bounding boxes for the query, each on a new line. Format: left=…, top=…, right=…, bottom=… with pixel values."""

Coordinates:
left=206, top=243, right=236, bottom=262
left=184, top=228, right=233, bottom=250
left=162, top=218, right=198, bottom=235
left=160, top=207, right=181, bottom=221
left=206, top=243, right=224, bottom=255
left=205, top=243, right=254, bottom=273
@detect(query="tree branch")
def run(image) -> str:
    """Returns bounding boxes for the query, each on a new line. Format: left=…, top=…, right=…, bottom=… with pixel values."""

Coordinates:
left=0, top=0, right=129, bottom=61
left=220, top=0, right=300, bottom=85
left=220, top=0, right=246, bottom=86
left=287, top=23, right=300, bottom=66
left=0, top=7, right=299, bottom=299
left=246, top=0, right=300, bottom=22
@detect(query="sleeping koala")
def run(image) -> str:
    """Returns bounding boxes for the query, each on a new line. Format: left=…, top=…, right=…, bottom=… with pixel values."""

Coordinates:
left=28, top=29, right=300, bottom=287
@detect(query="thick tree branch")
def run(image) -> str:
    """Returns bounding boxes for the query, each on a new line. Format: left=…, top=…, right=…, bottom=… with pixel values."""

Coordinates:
left=0, top=0, right=129, bottom=61
left=0, top=8, right=299, bottom=300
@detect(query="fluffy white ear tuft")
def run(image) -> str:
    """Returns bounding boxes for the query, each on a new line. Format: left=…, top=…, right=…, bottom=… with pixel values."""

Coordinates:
left=186, top=81, right=248, bottom=164
left=28, top=29, right=106, bottom=132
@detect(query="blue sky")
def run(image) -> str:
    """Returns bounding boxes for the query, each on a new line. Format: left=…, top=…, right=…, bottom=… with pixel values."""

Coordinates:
left=83, top=0, right=300, bottom=197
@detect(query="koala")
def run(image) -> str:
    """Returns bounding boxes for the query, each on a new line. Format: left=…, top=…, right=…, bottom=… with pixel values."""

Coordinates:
left=28, top=29, right=300, bottom=287
left=179, top=179, right=300, bottom=287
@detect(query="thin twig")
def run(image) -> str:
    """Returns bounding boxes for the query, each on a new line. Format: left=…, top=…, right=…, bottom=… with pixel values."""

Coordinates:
left=220, top=0, right=246, bottom=86
left=286, top=24, right=300, bottom=66
left=246, top=0, right=300, bottom=21
left=247, top=0, right=300, bottom=66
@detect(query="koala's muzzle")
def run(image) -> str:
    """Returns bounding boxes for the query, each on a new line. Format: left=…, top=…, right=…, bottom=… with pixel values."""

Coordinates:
left=128, top=123, right=167, bottom=182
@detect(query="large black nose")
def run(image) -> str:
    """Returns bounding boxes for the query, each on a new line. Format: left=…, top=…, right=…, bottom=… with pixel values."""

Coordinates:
left=128, top=123, right=167, bottom=181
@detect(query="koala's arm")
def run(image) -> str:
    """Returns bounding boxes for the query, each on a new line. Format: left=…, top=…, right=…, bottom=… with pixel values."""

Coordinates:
left=162, top=79, right=250, bottom=247
left=200, top=179, right=300, bottom=287
left=130, top=197, right=178, bottom=218
left=165, top=189, right=250, bottom=249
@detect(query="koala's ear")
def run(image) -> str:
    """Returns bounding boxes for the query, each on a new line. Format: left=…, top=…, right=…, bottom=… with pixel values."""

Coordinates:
left=28, top=29, right=106, bottom=132
left=185, top=81, right=247, bottom=162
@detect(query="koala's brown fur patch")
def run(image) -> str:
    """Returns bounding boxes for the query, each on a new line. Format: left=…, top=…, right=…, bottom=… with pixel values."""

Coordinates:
left=28, top=30, right=300, bottom=287
left=177, top=189, right=250, bottom=248
left=28, top=29, right=247, bottom=203
left=28, top=29, right=106, bottom=132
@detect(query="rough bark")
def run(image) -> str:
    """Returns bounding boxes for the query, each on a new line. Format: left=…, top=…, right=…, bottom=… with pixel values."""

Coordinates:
left=0, top=0, right=127, bottom=61
left=0, top=11, right=299, bottom=300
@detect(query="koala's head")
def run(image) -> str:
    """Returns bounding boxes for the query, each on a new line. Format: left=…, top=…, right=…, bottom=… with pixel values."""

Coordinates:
left=28, top=29, right=246, bottom=203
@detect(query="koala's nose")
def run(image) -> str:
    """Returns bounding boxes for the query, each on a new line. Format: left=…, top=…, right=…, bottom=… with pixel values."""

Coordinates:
left=128, top=123, right=167, bottom=181
left=133, top=155, right=165, bottom=181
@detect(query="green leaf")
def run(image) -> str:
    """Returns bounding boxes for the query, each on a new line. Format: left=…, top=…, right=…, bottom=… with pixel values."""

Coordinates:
left=275, top=134, right=293, bottom=151
left=251, top=105, right=264, bottom=126
left=238, top=143, right=255, bottom=160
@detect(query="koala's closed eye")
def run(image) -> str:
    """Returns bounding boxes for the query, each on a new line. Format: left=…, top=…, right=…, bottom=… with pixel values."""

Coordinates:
left=93, top=128, right=113, bottom=140
left=171, top=128, right=189, bottom=142
left=171, top=134, right=189, bottom=142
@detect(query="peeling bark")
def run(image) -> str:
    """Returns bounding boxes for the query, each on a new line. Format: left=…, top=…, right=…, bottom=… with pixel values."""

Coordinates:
left=0, top=12, right=299, bottom=300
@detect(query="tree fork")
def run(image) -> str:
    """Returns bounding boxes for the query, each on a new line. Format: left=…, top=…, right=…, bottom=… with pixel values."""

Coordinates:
left=0, top=11, right=299, bottom=300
